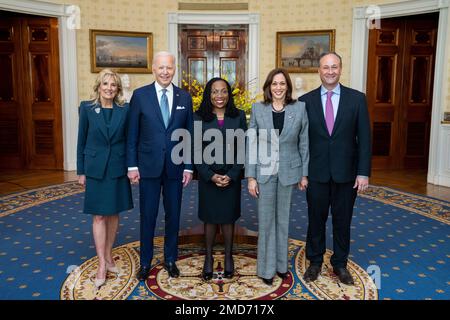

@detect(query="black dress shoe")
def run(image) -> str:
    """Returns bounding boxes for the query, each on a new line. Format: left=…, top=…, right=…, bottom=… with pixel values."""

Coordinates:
left=260, top=277, right=273, bottom=285
left=164, top=262, right=180, bottom=278
left=137, top=266, right=151, bottom=281
left=277, top=271, right=289, bottom=279
left=333, top=267, right=354, bottom=285
left=303, top=264, right=321, bottom=282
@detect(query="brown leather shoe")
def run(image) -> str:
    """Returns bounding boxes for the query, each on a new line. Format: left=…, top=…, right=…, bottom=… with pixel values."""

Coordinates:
left=333, top=267, right=354, bottom=285
left=303, top=264, right=321, bottom=282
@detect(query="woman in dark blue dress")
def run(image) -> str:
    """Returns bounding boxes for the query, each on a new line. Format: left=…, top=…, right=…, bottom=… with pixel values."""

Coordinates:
left=76, top=69, right=133, bottom=289
left=194, top=78, right=247, bottom=281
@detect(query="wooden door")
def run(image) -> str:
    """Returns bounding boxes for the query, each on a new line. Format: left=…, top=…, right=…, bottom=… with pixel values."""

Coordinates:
left=366, top=13, right=438, bottom=169
left=0, top=17, right=24, bottom=168
left=179, top=26, right=247, bottom=91
left=0, top=13, right=63, bottom=169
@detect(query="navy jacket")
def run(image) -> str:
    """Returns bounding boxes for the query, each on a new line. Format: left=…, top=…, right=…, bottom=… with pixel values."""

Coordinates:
left=126, top=82, right=193, bottom=179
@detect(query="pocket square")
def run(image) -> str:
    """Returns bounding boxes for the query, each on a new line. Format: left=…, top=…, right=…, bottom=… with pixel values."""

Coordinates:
left=176, top=105, right=186, bottom=110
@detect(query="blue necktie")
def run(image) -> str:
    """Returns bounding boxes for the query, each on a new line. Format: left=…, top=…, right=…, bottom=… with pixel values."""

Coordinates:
left=160, top=88, right=169, bottom=128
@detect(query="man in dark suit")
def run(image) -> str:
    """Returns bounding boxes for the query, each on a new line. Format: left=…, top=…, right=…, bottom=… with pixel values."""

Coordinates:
left=299, top=52, right=371, bottom=285
left=127, top=51, right=193, bottom=280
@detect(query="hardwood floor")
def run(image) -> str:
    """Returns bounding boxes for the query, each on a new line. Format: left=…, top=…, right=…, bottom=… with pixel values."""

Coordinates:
left=0, top=169, right=78, bottom=195
left=0, top=169, right=449, bottom=201
left=370, top=168, right=450, bottom=201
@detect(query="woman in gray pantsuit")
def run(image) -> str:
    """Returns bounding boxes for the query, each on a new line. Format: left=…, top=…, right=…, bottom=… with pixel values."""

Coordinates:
left=245, top=68, right=309, bottom=285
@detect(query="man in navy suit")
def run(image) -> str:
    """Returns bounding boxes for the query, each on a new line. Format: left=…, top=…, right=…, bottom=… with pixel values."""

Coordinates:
left=127, top=51, right=193, bottom=280
left=299, top=52, right=371, bottom=285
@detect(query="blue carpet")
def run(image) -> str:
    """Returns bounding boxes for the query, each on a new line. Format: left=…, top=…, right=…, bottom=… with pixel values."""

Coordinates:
left=0, top=181, right=448, bottom=300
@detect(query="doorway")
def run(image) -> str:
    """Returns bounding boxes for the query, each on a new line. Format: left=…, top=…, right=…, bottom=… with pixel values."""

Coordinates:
left=0, top=11, right=63, bottom=169
left=179, top=24, right=248, bottom=92
left=366, top=13, right=438, bottom=170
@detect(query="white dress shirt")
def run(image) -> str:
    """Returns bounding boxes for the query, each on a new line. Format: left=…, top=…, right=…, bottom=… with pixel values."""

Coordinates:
left=320, top=83, right=340, bottom=120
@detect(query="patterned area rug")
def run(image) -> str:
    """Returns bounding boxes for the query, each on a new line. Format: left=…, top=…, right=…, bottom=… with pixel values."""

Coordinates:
left=60, top=237, right=378, bottom=300
left=0, top=181, right=449, bottom=300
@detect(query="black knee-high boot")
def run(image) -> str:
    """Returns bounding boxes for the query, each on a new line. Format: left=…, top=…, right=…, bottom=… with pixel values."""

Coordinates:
left=221, top=223, right=234, bottom=278
left=203, top=223, right=217, bottom=279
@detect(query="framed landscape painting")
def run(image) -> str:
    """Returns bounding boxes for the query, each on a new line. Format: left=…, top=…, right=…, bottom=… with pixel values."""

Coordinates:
left=276, top=30, right=336, bottom=73
left=90, top=29, right=153, bottom=73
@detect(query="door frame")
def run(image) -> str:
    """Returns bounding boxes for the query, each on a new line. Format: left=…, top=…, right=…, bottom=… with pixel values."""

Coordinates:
left=168, top=12, right=260, bottom=96
left=350, top=0, right=450, bottom=186
left=0, top=0, right=79, bottom=171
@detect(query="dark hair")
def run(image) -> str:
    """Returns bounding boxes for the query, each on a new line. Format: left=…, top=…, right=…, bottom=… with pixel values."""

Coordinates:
left=319, top=51, right=342, bottom=67
left=262, top=68, right=294, bottom=105
left=195, top=77, right=240, bottom=122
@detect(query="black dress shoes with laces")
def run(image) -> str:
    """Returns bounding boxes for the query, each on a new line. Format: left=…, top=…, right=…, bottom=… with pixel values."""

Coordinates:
left=137, top=266, right=151, bottom=281
left=333, top=267, right=354, bottom=285
left=164, top=262, right=180, bottom=278
left=277, top=271, right=289, bottom=279
left=303, top=264, right=321, bottom=282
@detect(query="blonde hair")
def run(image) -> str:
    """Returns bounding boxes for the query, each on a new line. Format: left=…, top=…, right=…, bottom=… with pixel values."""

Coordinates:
left=91, top=69, right=125, bottom=106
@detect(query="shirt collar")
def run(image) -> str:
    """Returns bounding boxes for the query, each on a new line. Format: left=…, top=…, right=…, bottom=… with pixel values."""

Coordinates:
left=155, top=81, right=173, bottom=94
left=321, top=83, right=341, bottom=96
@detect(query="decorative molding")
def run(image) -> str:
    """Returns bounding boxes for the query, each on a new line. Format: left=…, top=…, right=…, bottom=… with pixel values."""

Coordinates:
left=0, top=0, right=79, bottom=171
left=168, top=12, right=260, bottom=94
left=429, top=125, right=450, bottom=187
left=178, top=3, right=249, bottom=11
left=351, top=0, right=449, bottom=187
left=0, top=0, right=66, bottom=16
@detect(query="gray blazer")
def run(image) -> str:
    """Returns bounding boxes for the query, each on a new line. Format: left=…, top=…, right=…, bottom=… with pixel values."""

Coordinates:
left=245, top=100, right=309, bottom=186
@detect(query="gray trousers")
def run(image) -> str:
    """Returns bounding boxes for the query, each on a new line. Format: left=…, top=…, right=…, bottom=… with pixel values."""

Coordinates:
left=257, top=174, right=294, bottom=278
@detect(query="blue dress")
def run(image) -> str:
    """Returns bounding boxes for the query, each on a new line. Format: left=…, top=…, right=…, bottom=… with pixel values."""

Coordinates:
left=83, top=107, right=133, bottom=215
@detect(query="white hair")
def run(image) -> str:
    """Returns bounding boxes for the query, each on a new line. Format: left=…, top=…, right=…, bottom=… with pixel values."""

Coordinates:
left=152, top=51, right=176, bottom=65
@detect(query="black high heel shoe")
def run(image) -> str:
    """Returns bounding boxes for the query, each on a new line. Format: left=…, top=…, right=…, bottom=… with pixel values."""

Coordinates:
left=224, top=269, right=234, bottom=279
left=202, top=270, right=213, bottom=281
left=202, top=256, right=214, bottom=281
left=224, top=255, right=234, bottom=279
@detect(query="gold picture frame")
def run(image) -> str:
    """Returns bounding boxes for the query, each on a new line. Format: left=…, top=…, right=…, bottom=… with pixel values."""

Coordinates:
left=276, top=30, right=336, bottom=73
left=90, top=29, right=153, bottom=73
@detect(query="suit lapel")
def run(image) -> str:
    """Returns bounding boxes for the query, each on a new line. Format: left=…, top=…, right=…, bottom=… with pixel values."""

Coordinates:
left=108, top=102, right=124, bottom=139
left=148, top=83, right=166, bottom=130
left=331, top=84, right=346, bottom=136
left=312, top=87, right=329, bottom=136
left=279, top=103, right=294, bottom=139
left=261, top=104, right=274, bottom=131
left=91, top=103, right=109, bottom=141
left=168, top=85, right=180, bottom=129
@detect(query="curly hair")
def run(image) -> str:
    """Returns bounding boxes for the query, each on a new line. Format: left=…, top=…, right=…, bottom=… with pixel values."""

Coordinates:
left=195, top=77, right=240, bottom=122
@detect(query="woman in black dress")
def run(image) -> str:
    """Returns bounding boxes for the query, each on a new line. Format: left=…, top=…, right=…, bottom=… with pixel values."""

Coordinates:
left=194, top=78, right=247, bottom=280
left=76, top=69, right=133, bottom=289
